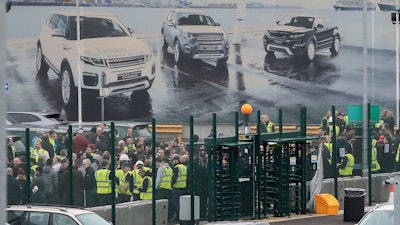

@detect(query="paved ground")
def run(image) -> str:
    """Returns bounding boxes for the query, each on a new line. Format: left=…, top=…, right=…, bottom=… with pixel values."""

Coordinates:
left=195, top=206, right=376, bottom=225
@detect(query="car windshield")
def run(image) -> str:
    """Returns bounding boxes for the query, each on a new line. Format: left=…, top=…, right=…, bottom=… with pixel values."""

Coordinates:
left=358, top=210, right=393, bottom=225
left=76, top=213, right=111, bottom=225
left=177, top=13, right=216, bottom=26
left=69, top=16, right=129, bottom=40
left=278, top=16, right=314, bottom=29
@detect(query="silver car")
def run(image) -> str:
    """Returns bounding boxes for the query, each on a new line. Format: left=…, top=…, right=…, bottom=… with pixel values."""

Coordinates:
left=7, top=205, right=111, bottom=225
left=161, top=9, right=229, bottom=65
left=356, top=202, right=394, bottom=225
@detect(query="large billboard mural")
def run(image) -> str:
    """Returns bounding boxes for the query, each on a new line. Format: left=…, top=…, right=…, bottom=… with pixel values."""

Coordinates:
left=4, top=0, right=398, bottom=124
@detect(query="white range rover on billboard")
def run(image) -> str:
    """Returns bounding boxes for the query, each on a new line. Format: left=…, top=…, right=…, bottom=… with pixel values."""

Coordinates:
left=36, top=11, right=156, bottom=108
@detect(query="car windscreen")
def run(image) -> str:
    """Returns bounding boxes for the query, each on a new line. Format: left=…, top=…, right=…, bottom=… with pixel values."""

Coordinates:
left=69, top=16, right=129, bottom=40
left=177, top=13, right=216, bottom=26
left=358, top=210, right=393, bottom=225
left=278, top=16, right=314, bottom=29
left=76, top=213, right=111, bottom=225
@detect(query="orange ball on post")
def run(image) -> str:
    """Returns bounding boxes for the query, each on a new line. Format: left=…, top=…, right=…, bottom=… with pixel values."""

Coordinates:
left=241, top=104, right=253, bottom=115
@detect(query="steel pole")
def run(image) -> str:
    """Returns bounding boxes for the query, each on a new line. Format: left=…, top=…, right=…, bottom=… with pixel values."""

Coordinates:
left=396, top=0, right=400, bottom=130
left=233, top=0, right=245, bottom=44
left=362, top=0, right=369, bottom=177
left=76, top=0, right=82, bottom=124
left=0, top=2, right=7, bottom=224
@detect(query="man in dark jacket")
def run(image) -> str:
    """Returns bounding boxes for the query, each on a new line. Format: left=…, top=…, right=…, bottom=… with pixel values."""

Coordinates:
left=31, top=166, right=47, bottom=204
left=82, top=158, right=98, bottom=207
left=7, top=168, right=20, bottom=205
left=42, top=159, right=58, bottom=204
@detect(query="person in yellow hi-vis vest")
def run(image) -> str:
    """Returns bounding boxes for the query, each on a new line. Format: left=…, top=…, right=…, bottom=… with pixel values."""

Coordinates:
left=371, top=139, right=381, bottom=173
left=156, top=157, right=173, bottom=221
left=95, top=160, right=112, bottom=206
left=338, top=149, right=354, bottom=177
left=116, top=162, right=133, bottom=203
left=138, top=168, right=152, bottom=200
left=132, top=160, right=146, bottom=201
left=171, top=155, right=188, bottom=221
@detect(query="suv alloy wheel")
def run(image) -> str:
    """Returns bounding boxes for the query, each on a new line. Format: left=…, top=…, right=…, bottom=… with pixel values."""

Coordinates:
left=306, top=40, right=316, bottom=61
left=61, top=64, right=77, bottom=108
left=36, top=42, right=49, bottom=75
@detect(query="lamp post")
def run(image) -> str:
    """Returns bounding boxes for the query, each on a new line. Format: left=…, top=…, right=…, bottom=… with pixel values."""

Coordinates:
left=241, top=103, right=253, bottom=134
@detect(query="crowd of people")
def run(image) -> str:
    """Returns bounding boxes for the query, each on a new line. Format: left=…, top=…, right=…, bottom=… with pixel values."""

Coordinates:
left=315, top=109, right=400, bottom=179
left=6, top=110, right=400, bottom=221
left=6, top=122, right=190, bottom=222
left=259, top=110, right=400, bottom=180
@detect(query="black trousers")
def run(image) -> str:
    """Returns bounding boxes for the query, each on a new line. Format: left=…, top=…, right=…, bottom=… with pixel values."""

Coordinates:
left=156, top=188, right=173, bottom=219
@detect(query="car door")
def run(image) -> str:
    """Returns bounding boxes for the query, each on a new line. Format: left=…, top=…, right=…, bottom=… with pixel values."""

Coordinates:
left=29, top=212, right=51, bottom=225
left=52, top=213, right=79, bottom=225
left=163, top=11, right=177, bottom=46
left=50, top=14, right=71, bottom=74
left=39, top=14, right=60, bottom=72
left=313, top=17, right=331, bottom=49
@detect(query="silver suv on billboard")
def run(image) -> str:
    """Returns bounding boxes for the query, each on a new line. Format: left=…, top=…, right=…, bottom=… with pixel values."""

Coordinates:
left=161, top=9, right=229, bottom=65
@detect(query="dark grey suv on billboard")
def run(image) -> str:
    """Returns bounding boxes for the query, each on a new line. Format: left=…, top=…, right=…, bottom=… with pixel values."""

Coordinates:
left=263, top=14, right=340, bottom=61
left=161, top=9, right=229, bottom=65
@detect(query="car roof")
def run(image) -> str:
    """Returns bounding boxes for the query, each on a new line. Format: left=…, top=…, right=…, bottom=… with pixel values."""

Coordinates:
left=51, top=10, right=116, bottom=17
left=7, top=205, right=94, bottom=216
left=371, top=202, right=394, bottom=211
left=170, top=8, right=209, bottom=15
left=283, top=14, right=324, bottom=19
left=66, top=121, right=149, bottom=128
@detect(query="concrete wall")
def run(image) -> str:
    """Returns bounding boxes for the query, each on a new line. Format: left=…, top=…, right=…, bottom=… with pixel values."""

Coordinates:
left=317, top=173, right=393, bottom=210
left=86, top=174, right=393, bottom=224
left=87, top=200, right=168, bottom=225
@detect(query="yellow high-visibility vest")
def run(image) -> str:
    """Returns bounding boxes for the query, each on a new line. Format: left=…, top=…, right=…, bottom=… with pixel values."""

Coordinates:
left=117, top=171, right=132, bottom=195
left=133, top=169, right=143, bottom=194
left=95, top=169, right=111, bottom=194
left=159, top=165, right=173, bottom=190
left=339, top=153, right=354, bottom=176
left=140, top=176, right=153, bottom=200
left=173, top=164, right=187, bottom=189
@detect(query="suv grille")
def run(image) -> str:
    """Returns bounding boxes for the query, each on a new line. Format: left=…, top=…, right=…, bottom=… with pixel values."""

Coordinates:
left=269, top=31, right=290, bottom=38
left=106, top=55, right=146, bottom=68
left=196, top=34, right=223, bottom=41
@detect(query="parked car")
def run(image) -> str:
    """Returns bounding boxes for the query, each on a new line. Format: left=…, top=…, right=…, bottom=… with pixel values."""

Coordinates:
left=7, top=111, right=62, bottom=127
left=7, top=205, right=111, bottom=225
left=356, top=202, right=394, bottom=225
left=62, top=121, right=152, bottom=141
left=6, top=126, right=69, bottom=156
left=36, top=11, right=156, bottom=109
left=263, top=14, right=340, bottom=61
left=161, top=9, right=229, bottom=64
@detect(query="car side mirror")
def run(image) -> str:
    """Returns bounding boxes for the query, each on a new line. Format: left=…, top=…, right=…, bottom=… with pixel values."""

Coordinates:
left=276, top=21, right=279, bottom=24
left=167, top=21, right=174, bottom=27
left=52, top=28, right=65, bottom=37
left=316, top=24, right=324, bottom=29
left=215, top=23, right=220, bottom=26
left=127, top=27, right=134, bottom=34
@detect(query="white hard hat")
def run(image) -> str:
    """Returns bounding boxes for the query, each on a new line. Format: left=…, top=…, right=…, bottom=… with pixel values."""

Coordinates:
left=136, top=160, right=144, bottom=166
left=119, top=154, right=129, bottom=161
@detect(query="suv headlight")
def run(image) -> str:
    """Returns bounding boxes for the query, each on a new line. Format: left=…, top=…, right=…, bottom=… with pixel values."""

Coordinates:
left=290, top=33, right=305, bottom=39
left=222, top=32, right=228, bottom=41
left=145, top=51, right=152, bottom=61
left=182, top=31, right=195, bottom=40
left=81, top=56, right=106, bottom=67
